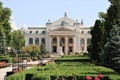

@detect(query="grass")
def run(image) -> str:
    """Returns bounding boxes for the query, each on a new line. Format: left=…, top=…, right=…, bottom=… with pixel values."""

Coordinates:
left=7, top=55, right=120, bottom=80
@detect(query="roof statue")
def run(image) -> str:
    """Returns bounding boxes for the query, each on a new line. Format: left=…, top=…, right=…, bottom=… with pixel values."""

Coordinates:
left=64, top=12, right=67, bottom=17
left=81, top=19, right=83, bottom=25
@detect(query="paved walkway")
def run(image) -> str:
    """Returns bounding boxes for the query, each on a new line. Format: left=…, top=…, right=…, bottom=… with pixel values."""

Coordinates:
left=0, top=61, right=38, bottom=80
left=0, top=66, right=12, bottom=80
left=0, top=59, right=51, bottom=80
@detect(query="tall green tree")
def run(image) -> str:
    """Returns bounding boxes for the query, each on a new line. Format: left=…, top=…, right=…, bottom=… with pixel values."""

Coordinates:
left=0, top=2, right=12, bottom=46
left=90, top=20, right=104, bottom=64
left=104, top=0, right=120, bottom=40
left=98, top=0, right=120, bottom=69
left=11, top=30, right=25, bottom=50
left=0, top=26, right=5, bottom=54
left=104, top=22, right=120, bottom=72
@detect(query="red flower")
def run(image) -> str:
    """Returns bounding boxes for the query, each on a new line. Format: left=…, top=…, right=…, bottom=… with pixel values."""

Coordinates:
left=94, top=77, right=100, bottom=80
left=86, top=76, right=92, bottom=80
left=97, top=74, right=103, bottom=79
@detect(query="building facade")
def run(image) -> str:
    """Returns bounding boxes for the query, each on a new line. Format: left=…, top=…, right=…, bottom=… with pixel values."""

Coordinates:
left=23, top=13, right=91, bottom=55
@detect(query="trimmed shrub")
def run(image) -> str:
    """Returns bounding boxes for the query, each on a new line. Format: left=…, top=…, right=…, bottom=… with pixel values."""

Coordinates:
left=7, top=73, right=24, bottom=80
left=32, top=74, right=50, bottom=80
left=50, top=76, right=57, bottom=80
left=0, top=56, right=12, bottom=63
left=25, top=73, right=34, bottom=80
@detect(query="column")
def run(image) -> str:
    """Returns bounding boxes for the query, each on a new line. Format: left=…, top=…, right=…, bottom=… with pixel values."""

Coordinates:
left=33, top=38, right=35, bottom=44
left=65, top=35, right=68, bottom=55
left=39, top=38, right=41, bottom=46
left=57, top=35, right=60, bottom=53
left=73, top=36, right=76, bottom=54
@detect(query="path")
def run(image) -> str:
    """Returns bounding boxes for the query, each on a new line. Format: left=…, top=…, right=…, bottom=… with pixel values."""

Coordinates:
left=0, top=59, right=52, bottom=80
left=0, top=66, right=12, bottom=80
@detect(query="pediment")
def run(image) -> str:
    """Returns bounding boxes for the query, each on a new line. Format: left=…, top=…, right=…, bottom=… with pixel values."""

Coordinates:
left=52, top=27, right=73, bottom=31
left=51, top=16, right=75, bottom=26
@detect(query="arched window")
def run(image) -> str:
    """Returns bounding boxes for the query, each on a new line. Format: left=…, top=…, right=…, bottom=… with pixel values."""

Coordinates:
left=42, top=30, right=46, bottom=34
left=68, top=37, right=73, bottom=43
left=87, top=31, right=90, bottom=34
left=52, top=37, right=57, bottom=44
left=29, top=31, right=32, bottom=33
left=61, top=21, right=68, bottom=26
left=29, top=38, right=33, bottom=44
left=87, top=38, right=91, bottom=45
left=41, top=38, right=45, bottom=44
left=35, top=38, right=39, bottom=45
left=81, top=38, right=85, bottom=45
left=81, top=31, right=84, bottom=34
left=36, top=31, right=38, bottom=34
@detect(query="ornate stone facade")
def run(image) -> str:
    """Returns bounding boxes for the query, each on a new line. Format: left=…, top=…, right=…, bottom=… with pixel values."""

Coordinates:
left=23, top=13, right=91, bottom=55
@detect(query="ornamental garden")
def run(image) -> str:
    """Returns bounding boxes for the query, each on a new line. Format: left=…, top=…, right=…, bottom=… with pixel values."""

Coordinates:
left=6, top=55, right=120, bottom=80
left=1, top=0, right=120, bottom=80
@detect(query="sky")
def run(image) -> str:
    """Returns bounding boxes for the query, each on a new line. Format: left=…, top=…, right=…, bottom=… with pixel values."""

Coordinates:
left=1, top=0, right=110, bottom=29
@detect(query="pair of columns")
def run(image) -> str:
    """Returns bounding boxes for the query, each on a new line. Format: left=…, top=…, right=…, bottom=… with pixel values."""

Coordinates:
left=49, top=35, right=76, bottom=55
left=56, top=36, right=68, bottom=55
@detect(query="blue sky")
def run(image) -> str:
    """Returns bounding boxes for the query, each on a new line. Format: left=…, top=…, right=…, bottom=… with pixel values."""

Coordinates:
left=1, top=0, right=110, bottom=29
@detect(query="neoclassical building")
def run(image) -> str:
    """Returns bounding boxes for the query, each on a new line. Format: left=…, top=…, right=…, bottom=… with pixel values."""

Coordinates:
left=23, top=13, right=91, bottom=55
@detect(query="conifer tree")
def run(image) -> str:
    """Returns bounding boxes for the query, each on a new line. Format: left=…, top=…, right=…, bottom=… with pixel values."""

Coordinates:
left=90, top=20, right=104, bottom=64
left=104, top=21, right=120, bottom=72
left=105, top=0, right=120, bottom=40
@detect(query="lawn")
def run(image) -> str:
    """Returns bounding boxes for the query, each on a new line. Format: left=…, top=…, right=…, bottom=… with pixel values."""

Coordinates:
left=7, top=55, right=120, bottom=80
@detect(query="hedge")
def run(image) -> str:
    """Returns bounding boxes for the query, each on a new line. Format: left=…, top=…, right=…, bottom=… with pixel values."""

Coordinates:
left=25, top=73, right=110, bottom=80
left=0, top=56, right=12, bottom=63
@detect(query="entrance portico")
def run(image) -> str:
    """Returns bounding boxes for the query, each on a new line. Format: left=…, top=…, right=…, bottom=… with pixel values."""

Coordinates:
left=49, top=32, right=76, bottom=55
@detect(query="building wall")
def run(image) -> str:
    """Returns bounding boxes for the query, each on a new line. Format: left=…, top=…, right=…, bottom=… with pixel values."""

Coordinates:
left=23, top=14, right=91, bottom=54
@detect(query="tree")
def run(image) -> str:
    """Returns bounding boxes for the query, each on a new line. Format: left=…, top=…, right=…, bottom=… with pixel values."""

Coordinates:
left=90, top=20, right=104, bottom=64
left=0, top=2, right=12, bottom=46
left=11, top=30, right=25, bottom=50
left=30, top=45, right=40, bottom=57
left=40, top=44, right=46, bottom=55
left=104, top=0, right=120, bottom=41
left=0, top=26, right=5, bottom=54
left=98, top=12, right=107, bottom=21
left=98, top=0, right=120, bottom=71
left=104, top=22, right=120, bottom=72
left=22, top=45, right=32, bottom=54
left=22, top=44, right=40, bottom=57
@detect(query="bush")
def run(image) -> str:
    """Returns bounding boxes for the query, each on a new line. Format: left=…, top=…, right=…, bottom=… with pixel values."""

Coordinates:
left=32, top=74, right=50, bottom=80
left=0, top=56, right=12, bottom=63
left=32, top=57, right=38, bottom=61
left=25, top=74, right=34, bottom=80
left=7, top=73, right=25, bottom=80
